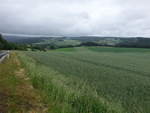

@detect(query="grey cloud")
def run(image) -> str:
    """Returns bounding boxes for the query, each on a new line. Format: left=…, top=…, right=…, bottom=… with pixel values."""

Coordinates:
left=0, top=0, right=150, bottom=37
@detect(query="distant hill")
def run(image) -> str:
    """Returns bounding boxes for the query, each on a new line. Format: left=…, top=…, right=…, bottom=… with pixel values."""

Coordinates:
left=70, top=36, right=150, bottom=48
left=3, top=34, right=150, bottom=48
left=3, top=35, right=52, bottom=44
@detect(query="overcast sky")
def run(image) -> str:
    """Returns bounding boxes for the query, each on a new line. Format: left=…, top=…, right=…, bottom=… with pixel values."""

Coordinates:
left=0, top=0, right=150, bottom=37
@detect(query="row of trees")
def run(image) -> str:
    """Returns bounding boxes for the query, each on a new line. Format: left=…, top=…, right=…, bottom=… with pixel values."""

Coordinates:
left=0, top=34, right=27, bottom=50
left=1, top=33, right=150, bottom=51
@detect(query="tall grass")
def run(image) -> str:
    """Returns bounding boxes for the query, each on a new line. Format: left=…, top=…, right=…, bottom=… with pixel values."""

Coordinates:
left=19, top=52, right=125, bottom=113
left=20, top=47, right=150, bottom=113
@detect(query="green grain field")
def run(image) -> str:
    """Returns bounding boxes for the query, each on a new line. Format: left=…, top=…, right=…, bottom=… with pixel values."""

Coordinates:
left=19, top=47, right=150, bottom=113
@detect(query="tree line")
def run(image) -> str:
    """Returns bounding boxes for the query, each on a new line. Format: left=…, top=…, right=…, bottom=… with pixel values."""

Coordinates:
left=1, top=33, right=150, bottom=51
left=0, top=34, right=27, bottom=50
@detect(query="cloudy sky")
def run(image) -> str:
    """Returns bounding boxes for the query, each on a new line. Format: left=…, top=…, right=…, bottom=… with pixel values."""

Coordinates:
left=0, top=0, right=150, bottom=37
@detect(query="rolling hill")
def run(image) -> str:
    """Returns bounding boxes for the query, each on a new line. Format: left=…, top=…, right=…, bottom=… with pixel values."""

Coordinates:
left=3, top=34, right=150, bottom=48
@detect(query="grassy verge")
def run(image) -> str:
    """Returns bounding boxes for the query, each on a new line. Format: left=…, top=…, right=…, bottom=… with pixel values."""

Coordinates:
left=0, top=52, right=46, bottom=113
left=18, top=52, right=125, bottom=113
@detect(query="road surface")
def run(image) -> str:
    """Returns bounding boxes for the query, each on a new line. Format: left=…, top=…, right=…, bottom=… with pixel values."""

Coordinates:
left=0, top=51, right=10, bottom=63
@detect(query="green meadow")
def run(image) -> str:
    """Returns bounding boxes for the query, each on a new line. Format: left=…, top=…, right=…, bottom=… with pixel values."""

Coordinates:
left=19, top=47, right=150, bottom=113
